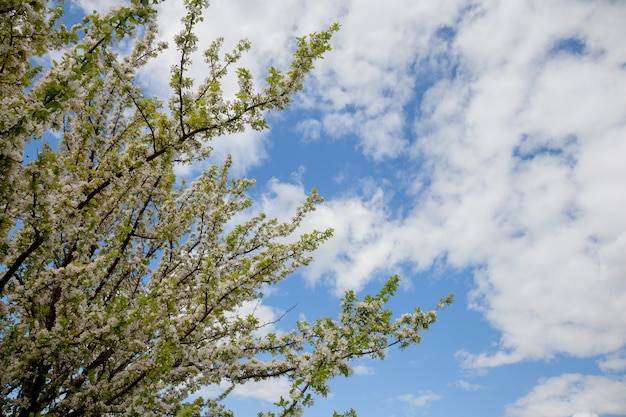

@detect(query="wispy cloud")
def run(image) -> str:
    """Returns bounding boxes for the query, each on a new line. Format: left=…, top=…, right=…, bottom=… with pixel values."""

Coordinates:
left=394, top=391, right=442, bottom=408
left=352, top=364, right=375, bottom=376
left=457, top=379, right=483, bottom=391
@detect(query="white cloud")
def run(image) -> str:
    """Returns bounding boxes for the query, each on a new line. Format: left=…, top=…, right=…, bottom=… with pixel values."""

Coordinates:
left=394, top=391, right=441, bottom=408
left=295, top=119, right=322, bottom=142
left=299, top=188, right=403, bottom=294
left=258, top=178, right=310, bottom=224
left=226, top=299, right=282, bottom=337
left=417, top=0, right=626, bottom=368
left=303, top=0, right=468, bottom=159
left=457, top=379, right=483, bottom=391
left=73, top=0, right=126, bottom=14
left=189, top=383, right=224, bottom=402
left=232, top=377, right=291, bottom=403
left=505, top=374, right=626, bottom=417
left=190, top=377, right=291, bottom=405
left=598, top=351, right=626, bottom=373
left=174, top=130, right=269, bottom=178
left=352, top=364, right=375, bottom=376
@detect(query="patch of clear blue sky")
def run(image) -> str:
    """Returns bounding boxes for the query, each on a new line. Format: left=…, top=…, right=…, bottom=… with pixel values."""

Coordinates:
left=551, top=37, right=587, bottom=56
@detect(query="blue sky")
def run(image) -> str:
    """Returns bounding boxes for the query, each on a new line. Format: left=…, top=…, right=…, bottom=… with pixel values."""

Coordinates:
left=66, top=1, right=626, bottom=416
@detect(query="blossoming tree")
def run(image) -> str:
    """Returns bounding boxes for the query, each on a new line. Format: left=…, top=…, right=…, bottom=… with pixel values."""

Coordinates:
left=0, top=1, right=452, bottom=416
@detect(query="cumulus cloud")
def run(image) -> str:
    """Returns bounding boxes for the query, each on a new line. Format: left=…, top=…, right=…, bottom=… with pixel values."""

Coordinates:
left=504, top=374, right=626, bottom=417
left=302, top=0, right=468, bottom=159
left=413, top=0, right=626, bottom=368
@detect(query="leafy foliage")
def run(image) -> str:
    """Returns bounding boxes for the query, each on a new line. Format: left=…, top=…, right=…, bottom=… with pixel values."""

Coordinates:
left=0, top=1, right=452, bottom=416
